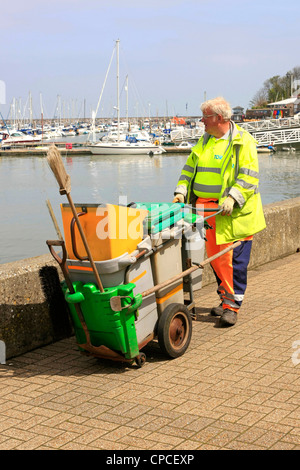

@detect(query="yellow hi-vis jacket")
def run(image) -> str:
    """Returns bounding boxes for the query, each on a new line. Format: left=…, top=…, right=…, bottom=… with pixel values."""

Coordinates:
left=174, top=121, right=266, bottom=244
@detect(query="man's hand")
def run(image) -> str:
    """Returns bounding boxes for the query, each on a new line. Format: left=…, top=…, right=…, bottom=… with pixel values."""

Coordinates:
left=221, top=196, right=235, bottom=215
left=173, top=194, right=185, bottom=203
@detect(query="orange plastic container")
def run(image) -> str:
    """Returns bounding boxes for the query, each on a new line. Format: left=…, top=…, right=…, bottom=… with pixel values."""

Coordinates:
left=60, top=203, right=148, bottom=261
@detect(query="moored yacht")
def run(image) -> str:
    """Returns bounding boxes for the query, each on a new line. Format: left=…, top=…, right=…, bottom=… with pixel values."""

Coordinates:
left=86, top=40, right=166, bottom=156
left=88, top=140, right=165, bottom=155
left=0, top=129, right=41, bottom=147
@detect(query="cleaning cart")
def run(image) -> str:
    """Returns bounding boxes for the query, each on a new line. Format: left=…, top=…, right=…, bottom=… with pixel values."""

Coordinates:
left=45, top=146, right=241, bottom=367
left=47, top=200, right=240, bottom=368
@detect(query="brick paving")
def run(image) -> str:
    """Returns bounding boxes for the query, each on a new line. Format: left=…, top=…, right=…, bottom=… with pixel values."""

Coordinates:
left=0, top=252, right=300, bottom=450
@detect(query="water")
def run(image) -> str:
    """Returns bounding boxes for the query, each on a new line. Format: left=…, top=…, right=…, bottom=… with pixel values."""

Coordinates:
left=1, top=147, right=300, bottom=264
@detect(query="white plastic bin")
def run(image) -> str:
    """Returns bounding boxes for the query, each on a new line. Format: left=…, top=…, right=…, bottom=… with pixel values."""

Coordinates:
left=125, top=256, right=158, bottom=345
left=65, top=237, right=152, bottom=287
left=181, top=223, right=205, bottom=292
left=150, top=238, right=184, bottom=315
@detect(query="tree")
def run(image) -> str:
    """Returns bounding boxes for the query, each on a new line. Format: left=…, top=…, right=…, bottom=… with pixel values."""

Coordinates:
left=290, top=67, right=300, bottom=93
left=249, top=88, right=268, bottom=109
left=250, top=66, right=300, bottom=108
left=292, top=66, right=300, bottom=80
left=265, top=75, right=285, bottom=102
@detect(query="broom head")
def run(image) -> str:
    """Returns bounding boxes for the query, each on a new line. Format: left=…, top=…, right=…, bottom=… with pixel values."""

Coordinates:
left=47, top=145, right=71, bottom=195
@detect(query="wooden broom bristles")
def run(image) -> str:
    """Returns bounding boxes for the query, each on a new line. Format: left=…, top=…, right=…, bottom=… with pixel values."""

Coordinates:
left=47, top=144, right=71, bottom=194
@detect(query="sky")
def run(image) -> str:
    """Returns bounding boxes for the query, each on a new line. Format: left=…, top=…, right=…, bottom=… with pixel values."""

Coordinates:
left=1, top=0, right=299, bottom=121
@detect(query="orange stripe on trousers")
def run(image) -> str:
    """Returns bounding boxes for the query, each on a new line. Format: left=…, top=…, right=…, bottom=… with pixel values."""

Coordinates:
left=196, top=198, right=252, bottom=313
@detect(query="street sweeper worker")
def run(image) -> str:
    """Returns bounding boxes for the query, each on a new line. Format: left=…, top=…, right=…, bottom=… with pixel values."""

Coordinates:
left=173, top=97, right=266, bottom=327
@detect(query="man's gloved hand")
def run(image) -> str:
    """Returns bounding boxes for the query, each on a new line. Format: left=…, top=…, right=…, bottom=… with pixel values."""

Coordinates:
left=173, top=194, right=185, bottom=203
left=221, top=196, right=235, bottom=215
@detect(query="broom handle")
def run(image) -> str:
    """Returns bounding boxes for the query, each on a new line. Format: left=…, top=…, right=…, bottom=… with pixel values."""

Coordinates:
left=66, top=194, right=105, bottom=293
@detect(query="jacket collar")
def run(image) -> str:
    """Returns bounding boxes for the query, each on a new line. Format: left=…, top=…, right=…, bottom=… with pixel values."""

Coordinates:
left=202, top=120, right=243, bottom=147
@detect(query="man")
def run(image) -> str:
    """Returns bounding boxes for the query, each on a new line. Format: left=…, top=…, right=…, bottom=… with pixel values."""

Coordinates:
left=173, top=97, right=266, bottom=327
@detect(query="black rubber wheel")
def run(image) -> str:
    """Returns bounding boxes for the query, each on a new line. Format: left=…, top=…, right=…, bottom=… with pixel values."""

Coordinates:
left=135, top=352, right=146, bottom=368
left=157, top=303, right=192, bottom=358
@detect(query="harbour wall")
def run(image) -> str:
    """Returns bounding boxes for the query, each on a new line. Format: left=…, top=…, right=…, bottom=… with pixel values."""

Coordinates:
left=1, top=197, right=300, bottom=360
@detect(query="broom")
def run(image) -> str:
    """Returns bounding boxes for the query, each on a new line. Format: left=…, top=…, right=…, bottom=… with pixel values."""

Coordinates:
left=47, top=144, right=104, bottom=293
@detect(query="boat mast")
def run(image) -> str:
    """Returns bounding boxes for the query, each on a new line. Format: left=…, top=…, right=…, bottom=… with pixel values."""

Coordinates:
left=126, top=75, right=129, bottom=130
left=40, top=93, right=44, bottom=142
left=29, top=91, right=33, bottom=129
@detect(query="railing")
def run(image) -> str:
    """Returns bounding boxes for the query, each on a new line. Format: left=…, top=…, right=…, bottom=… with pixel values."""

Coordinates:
left=170, top=126, right=204, bottom=142
left=252, top=127, right=300, bottom=145
left=169, top=121, right=300, bottom=146
left=240, top=117, right=300, bottom=132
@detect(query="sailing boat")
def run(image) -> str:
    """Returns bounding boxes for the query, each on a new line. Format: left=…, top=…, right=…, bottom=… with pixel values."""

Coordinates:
left=87, top=40, right=166, bottom=156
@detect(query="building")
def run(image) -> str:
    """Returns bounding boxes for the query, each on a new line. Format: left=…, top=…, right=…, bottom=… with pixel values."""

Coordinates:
left=267, top=88, right=300, bottom=117
left=231, top=106, right=245, bottom=122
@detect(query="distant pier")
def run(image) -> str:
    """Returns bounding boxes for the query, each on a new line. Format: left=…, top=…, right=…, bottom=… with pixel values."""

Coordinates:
left=0, top=143, right=192, bottom=157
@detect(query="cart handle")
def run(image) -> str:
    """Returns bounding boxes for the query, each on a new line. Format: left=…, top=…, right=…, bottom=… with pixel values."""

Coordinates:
left=203, top=208, right=223, bottom=221
left=182, top=204, right=223, bottom=221
left=184, top=204, right=221, bottom=213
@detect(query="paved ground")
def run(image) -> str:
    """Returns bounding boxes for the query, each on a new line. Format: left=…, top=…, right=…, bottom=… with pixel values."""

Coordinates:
left=0, top=252, right=300, bottom=450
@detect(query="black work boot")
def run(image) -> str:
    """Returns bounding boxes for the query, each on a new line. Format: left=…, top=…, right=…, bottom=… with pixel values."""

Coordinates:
left=219, top=309, right=237, bottom=327
left=210, top=303, right=223, bottom=317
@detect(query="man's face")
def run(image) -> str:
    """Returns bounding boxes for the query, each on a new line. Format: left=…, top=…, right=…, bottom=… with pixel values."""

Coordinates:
left=201, top=108, right=219, bottom=135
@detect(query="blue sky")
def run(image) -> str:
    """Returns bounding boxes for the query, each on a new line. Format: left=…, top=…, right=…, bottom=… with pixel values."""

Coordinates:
left=1, top=0, right=299, bottom=121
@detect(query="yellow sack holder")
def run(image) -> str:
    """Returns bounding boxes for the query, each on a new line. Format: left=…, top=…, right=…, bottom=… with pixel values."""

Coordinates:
left=61, top=203, right=149, bottom=261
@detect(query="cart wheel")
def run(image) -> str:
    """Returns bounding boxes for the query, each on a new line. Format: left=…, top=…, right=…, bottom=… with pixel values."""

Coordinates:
left=157, top=303, right=192, bottom=358
left=135, top=352, right=146, bottom=368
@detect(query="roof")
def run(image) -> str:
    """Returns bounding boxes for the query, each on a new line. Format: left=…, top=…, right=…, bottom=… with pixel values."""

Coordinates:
left=267, top=97, right=297, bottom=106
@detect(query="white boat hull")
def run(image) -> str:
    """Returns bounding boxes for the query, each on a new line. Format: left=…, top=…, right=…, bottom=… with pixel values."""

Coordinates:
left=1, top=135, right=42, bottom=147
left=87, top=142, right=166, bottom=155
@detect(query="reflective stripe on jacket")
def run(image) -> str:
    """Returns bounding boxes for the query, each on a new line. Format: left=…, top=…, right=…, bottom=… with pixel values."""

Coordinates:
left=174, top=121, right=266, bottom=244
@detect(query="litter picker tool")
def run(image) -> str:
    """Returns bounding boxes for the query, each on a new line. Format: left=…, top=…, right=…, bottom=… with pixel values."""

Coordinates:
left=47, top=144, right=104, bottom=293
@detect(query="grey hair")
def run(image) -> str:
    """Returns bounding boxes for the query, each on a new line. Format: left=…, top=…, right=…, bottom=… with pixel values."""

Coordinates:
left=200, top=97, right=232, bottom=121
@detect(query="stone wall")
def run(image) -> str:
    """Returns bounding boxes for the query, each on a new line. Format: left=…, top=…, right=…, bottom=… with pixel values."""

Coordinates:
left=0, top=255, right=72, bottom=359
left=1, top=197, right=300, bottom=359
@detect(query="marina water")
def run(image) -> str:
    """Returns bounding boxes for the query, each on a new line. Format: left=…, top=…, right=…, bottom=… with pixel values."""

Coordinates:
left=1, top=149, right=300, bottom=264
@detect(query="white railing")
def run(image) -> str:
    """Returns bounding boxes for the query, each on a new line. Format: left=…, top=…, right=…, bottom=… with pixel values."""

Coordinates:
left=168, top=118, right=300, bottom=145
left=252, top=127, right=300, bottom=145
left=240, top=117, right=300, bottom=133
left=170, top=126, right=204, bottom=142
